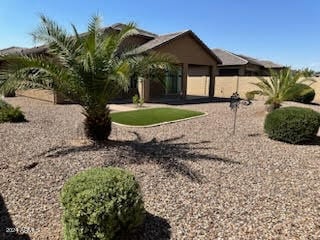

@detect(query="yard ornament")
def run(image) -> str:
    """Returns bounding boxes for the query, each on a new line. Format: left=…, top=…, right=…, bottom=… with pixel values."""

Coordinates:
left=229, top=92, right=251, bottom=135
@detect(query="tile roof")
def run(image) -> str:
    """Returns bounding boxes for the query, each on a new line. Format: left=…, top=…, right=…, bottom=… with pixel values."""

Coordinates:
left=256, top=60, right=283, bottom=68
left=212, top=48, right=284, bottom=68
left=236, top=54, right=284, bottom=68
left=22, top=45, right=48, bottom=55
left=108, top=23, right=157, bottom=38
left=212, top=48, right=248, bottom=66
left=133, top=31, right=188, bottom=54
left=0, top=46, right=26, bottom=55
left=132, top=30, right=222, bottom=63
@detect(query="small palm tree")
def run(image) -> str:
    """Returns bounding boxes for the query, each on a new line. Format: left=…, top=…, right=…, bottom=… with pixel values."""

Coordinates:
left=0, top=15, right=175, bottom=142
left=247, top=68, right=315, bottom=111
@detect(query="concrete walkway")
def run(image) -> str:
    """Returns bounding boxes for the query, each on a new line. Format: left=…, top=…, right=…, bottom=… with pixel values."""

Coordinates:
left=109, top=103, right=178, bottom=112
left=109, top=104, right=137, bottom=112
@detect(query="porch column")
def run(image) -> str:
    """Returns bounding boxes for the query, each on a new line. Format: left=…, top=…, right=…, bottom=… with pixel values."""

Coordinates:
left=182, top=63, right=188, bottom=99
left=209, top=65, right=215, bottom=98
left=138, top=77, right=150, bottom=102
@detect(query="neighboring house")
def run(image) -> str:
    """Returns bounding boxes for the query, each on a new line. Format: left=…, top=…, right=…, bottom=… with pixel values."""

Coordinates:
left=1, top=23, right=222, bottom=103
left=212, top=48, right=284, bottom=76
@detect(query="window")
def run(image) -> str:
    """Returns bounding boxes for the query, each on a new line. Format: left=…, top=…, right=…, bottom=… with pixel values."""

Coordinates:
left=165, top=66, right=182, bottom=95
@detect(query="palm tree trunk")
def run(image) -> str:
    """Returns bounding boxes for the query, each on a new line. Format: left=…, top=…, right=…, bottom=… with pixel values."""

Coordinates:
left=266, top=102, right=281, bottom=112
left=83, top=106, right=112, bottom=142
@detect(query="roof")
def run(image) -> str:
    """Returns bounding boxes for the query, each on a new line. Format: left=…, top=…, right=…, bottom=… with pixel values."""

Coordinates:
left=212, top=48, right=284, bottom=68
left=236, top=54, right=284, bottom=68
left=212, top=48, right=248, bottom=66
left=133, top=31, right=187, bottom=54
left=22, top=45, right=48, bottom=55
left=133, top=30, right=222, bottom=63
left=259, top=60, right=283, bottom=68
left=0, top=46, right=26, bottom=55
left=108, top=23, right=157, bottom=38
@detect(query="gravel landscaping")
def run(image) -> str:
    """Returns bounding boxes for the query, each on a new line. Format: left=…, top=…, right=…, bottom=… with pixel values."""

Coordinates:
left=1, top=97, right=320, bottom=239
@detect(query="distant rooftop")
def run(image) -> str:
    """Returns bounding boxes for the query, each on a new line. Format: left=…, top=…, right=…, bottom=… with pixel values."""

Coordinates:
left=0, top=46, right=26, bottom=55
left=212, top=48, right=283, bottom=68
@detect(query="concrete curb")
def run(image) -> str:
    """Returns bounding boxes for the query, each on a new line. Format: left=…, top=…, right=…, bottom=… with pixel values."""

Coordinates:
left=112, top=112, right=208, bottom=128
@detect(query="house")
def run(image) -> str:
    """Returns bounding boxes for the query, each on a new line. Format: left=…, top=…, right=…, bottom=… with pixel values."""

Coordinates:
left=212, top=48, right=284, bottom=76
left=16, top=23, right=221, bottom=103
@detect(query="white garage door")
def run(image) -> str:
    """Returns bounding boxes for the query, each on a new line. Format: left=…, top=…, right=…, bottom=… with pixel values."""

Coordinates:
left=187, top=65, right=210, bottom=97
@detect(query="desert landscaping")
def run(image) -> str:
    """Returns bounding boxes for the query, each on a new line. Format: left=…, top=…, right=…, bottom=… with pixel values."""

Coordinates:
left=1, top=96, right=320, bottom=239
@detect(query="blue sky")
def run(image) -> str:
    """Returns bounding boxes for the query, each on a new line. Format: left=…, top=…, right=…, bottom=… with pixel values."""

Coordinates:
left=0, top=0, right=319, bottom=70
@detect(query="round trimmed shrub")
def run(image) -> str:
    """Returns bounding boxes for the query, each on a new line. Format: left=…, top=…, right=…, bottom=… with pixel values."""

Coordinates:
left=264, top=107, right=320, bottom=144
left=290, top=83, right=315, bottom=104
left=60, top=167, right=145, bottom=240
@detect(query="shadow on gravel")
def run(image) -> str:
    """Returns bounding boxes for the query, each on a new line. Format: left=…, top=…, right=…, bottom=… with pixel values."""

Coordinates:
left=0, top=194, right=31, bottom=240
left=38, top=133, right=240, bottom=183
left=128, top=212, right=171, bottom=240
left=299, top=136, right=320, bottom=146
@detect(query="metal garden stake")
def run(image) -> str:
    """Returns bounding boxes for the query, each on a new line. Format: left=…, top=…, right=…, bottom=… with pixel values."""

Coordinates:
left=229, top=76, right=251, bottom=135
left=230, top=92, right=241, bottom=135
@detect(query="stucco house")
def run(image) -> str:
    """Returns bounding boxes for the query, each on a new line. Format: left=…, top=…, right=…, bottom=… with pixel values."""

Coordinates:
left=212, top=48, right=284, bottom=76
left=1, top=23, right=222, bottom=103
left=1, top=24, right=285, bottom=103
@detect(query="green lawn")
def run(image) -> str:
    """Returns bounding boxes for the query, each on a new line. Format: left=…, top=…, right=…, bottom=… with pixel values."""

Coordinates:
left=111, top=107, right=204, bottom=126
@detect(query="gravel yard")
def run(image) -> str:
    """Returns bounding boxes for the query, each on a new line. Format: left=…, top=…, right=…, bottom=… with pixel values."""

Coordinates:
left=1, top=97, right=320, bottom=240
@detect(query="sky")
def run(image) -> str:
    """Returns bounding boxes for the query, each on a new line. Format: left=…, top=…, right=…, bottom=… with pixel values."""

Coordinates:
left=0, top=0, right=319, bottom=70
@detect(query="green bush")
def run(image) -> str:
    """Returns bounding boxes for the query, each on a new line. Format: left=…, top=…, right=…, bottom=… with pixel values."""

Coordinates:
left=264, top=107, right=320, bottom=144
left=132, top=94, right=139, bottom=106
left=0, top=99, right=26, bottom=123
left=132, top=94, right=144, bottom=107
left=290, top=83, right=315, bottom=104
left=60, top=167, right=145, bottom=240
left=245, top=91, right=255, bottom=101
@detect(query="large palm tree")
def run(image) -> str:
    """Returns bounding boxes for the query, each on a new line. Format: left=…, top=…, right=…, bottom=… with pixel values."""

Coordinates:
left=0, top=15, right=175, bottom=141
left=247, top=68, right=315, bottom=111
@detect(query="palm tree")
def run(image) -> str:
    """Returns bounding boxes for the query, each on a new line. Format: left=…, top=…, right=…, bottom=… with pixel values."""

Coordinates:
left=0, top=15, right=175, bottom=142
left=247, top=68, right=315, bottom=111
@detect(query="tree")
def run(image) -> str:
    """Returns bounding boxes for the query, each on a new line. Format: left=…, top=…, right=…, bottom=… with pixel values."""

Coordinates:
left=246, top=68, right=315, bottom=111
left=0, top=15, right=175, bottom=142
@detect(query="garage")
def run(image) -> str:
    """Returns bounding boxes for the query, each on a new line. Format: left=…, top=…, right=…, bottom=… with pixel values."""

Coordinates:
left=187, top=65, right=210, bottom=98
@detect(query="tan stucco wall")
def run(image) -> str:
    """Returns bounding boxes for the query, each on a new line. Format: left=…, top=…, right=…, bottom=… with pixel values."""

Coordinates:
left=154, top=34, right=218, bottom=66
left=187, top=65, right=210, bottom=96
left=308, top=76, right=320, bottom=102
left=187, top=77, right=210, bottom=96
left=16, top=89, right=54, bottom=102
left=215, top=76, right=320, bottom=103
